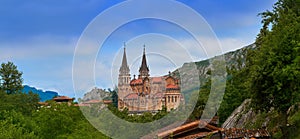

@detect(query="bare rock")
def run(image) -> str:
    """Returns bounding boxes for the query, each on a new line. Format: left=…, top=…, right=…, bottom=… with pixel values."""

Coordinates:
left=222, top=99, right=256, bottom=128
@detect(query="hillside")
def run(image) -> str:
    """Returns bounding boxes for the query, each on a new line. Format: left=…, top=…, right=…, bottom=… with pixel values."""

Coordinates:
left=174, top=43, right=255, bottom=93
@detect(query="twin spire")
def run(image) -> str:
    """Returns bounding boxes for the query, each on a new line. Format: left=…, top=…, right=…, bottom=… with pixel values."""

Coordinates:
left=119, top=43, right=149, bottom=78
left=119, top=43, right=130, bottom=75
left=139, top=44, right=149, bottom=78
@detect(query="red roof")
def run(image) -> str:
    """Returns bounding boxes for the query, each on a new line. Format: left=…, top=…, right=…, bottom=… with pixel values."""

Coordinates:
left=124, top=93, right=139, bottom=99
left=152, top=77, right=163, bottom=83
left=103, top=100, right=112, bottom=104
left=157, top=120, right=220, bottom=138
left=53, top=96, right=74, bottom=100
left=83, top=99, right=101, bottom=104
left=130, top=79, right=143, bottom=85
left=166, top=84, right=180, bottom=89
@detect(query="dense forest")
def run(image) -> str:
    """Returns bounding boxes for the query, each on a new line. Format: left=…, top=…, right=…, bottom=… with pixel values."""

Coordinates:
left=0, top=0, right=299, bottom=138
left=189, top=0, right=300, bottom=138
left=0, top=62, right=109, bottom=138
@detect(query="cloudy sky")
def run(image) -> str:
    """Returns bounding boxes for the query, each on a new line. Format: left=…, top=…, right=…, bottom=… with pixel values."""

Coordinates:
left=0, top=0, right=276, bottom=98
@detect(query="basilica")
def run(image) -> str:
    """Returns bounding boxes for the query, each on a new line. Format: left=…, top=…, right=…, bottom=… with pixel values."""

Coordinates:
left=118, top=45, right=183, bottom=113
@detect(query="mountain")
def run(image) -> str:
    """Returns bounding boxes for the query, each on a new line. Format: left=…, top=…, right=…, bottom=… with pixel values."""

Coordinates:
left=22, top=85, right=58, bottom=102
left=173, top=43, right=255, bottom=90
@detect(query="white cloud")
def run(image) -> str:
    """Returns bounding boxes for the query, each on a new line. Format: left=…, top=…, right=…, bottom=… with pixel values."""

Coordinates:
left=0, top=35, right=78, bottom=97
left=0, top=35, right=76, bottom=61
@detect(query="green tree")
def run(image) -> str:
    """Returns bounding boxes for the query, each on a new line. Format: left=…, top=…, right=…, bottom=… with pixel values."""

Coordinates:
left=249, top=0, right=300, bottom=136
left=0, top=111, right=38, bottom=139
left=218, top=66, right=251, bottom=124
left=109, top=87, right=118, bottom=107
left=0, top=90, right=39, bottom=116
left=0, top=62, right=23, bottom=94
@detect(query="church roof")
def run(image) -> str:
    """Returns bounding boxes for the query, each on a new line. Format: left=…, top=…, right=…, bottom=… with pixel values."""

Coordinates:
left=124, top=93, right=139, bottom=99
left=130, top=78, right=143, bottom=85
left=152, top=77, right=163, bottom=83
left=139, top=45, right=149, bottom=74
left=166, top=84, right=180, bottom=90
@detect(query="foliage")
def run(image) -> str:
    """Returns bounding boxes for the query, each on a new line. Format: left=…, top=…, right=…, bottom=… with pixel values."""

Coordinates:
left=0, top=90, right=39, bottom=116
left=0, top=111, right=38, bottom=139
left=107, top=104, right=168, bottom=123
left=188, top=80, right=210, bottom=121
left=32, top=103, right=107, bottom=138
left=287, top=110, right=300, bottom=139
left=0, top=95, right=108, bottom=138
left=246, top=0, right=300, bottom=136
left=0, top=62, right=23, bottom=94
left=108, top=87, right=118, bottom=107
left=217, top=64, right=251, bottom=124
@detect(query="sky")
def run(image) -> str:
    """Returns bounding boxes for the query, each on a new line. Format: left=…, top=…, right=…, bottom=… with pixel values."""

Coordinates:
left=0, top=0, right=277, bottom=98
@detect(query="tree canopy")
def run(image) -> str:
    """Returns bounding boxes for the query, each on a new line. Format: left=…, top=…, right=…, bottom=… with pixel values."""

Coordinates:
left=0, top=62, right=23, bottom=94
left=250, top=0, right=300, bottom=116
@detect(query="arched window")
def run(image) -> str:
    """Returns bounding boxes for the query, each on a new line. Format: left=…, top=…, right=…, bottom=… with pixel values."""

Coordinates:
left=168, top=96, right=170, bottom=102
left=175, top=96, right=177, bottom=102
left=172, top=96, right=174, bottom=102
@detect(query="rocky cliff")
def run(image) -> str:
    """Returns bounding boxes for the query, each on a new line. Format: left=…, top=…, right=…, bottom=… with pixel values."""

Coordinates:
left=222, top=99, right=257, bottom=128
left=80, top=87, right=111, bottom=102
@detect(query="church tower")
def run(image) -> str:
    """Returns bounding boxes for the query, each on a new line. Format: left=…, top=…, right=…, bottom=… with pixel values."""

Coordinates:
left=118, top=44, right=131, bottom=107
left=139, top=45, right=150, bottom=78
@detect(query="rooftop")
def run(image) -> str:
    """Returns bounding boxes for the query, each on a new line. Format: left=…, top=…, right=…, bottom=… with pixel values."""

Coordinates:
left=53, top=96, right=74, bottom=101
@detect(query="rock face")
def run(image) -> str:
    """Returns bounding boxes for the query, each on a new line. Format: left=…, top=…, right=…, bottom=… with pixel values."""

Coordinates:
left=222, top=99, right=256, bottom=128
left=81, top=87, right=110, bottom=102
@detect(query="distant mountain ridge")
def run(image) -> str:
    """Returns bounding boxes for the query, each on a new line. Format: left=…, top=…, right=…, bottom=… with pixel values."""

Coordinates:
left=173, top=43, right=255, bottom=92
left=22, top=85, right=58, bottom=102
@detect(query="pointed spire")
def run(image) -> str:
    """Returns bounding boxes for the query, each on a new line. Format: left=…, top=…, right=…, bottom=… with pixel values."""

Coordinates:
left=119, top=43, right=130, bottom=74
left=139, top=44, right=149, bottom=78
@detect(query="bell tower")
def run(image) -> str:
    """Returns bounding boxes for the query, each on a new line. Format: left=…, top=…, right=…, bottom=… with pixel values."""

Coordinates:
left=118, top=43, right=131, bottom=108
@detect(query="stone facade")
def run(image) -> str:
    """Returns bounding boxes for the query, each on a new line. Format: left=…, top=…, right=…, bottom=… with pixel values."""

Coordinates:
left=118, top=46, right=183, bottom=113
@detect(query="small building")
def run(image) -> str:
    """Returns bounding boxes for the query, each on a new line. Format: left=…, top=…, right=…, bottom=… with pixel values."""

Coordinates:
left=156, top=120, right=221, bottom=139
left=152, top=117, right=271, bottom=139
left=53, top=96, right=74, bottom=104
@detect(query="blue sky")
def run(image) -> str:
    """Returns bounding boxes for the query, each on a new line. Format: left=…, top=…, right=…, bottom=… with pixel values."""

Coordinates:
left=0, top=0, right=277, bottom=98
